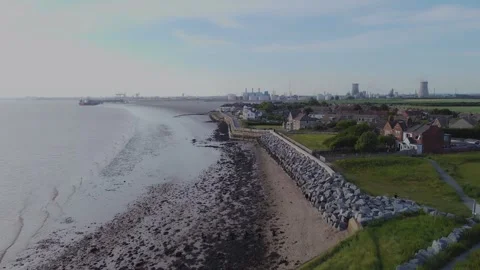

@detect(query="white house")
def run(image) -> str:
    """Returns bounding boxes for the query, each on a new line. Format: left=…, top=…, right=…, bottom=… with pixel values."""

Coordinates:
left=397, top=136, right=423, bottom=154
left=242, top=106, right=262, bottom=120
left=310, top=113, right=325, bottom=120
left=218, top=106, right=234, bottom=112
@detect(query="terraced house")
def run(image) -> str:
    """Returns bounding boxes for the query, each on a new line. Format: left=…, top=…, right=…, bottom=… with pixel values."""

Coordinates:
left=383, top=120, right=407, bottom=141
left=283, top=110, right=319, bottom=131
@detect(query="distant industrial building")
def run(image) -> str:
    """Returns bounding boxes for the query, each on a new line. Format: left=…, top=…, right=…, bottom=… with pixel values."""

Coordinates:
left=241, top=88, right=270, bottom=101
left=271, top=94, right=280, bottom=101
left=418, top=81, right=429, bottom=98
left=316, top=94, right=324, bottom=101
left=227, top=94, right=237, bottom=101
left=258, top=94, right=270, bottom=101
left=352, top=83, right=360, bottom=95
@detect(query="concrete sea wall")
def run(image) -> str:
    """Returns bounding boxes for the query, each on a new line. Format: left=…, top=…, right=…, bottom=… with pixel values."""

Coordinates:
left=259, top=132, right=423, bottom=230
left=210, top=112, right=266, bottom=140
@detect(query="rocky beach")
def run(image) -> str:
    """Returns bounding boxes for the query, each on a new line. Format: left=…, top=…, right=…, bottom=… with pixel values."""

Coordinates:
left=8, top=121, right=345, bottom=270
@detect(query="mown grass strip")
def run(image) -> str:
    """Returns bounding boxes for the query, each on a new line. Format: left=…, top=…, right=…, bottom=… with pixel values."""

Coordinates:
left=300, top=213, right=462, bottom=270
left=286, top=133, right=334, bottom=151
left=454, top=249, right=480, bottom=270
left=333, top=156, right=471, bottom=217
left=430, top=152, right=480, bottom=202
left=419, top=223, right=480, bottom=270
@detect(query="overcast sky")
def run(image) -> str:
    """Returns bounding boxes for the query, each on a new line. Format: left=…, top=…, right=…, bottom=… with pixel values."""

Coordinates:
left=1, top=0, right=480, bottom=97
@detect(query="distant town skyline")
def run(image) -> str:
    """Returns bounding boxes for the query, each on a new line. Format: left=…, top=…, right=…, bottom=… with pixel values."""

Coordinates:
left=234, top=80, right=461, bottom=98
left=1, top=1, right=480, bottom=97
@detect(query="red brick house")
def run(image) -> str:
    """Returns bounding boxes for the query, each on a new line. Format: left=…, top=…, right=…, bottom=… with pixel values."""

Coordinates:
left=400, top=109, right=427, bottom=122
left=383, top=120, right=407, bottom=141
left=403, top=124, right=444, bottom=153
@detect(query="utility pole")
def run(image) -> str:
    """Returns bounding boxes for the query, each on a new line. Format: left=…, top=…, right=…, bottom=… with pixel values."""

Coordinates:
left=473, top=200, right=477, bottom=216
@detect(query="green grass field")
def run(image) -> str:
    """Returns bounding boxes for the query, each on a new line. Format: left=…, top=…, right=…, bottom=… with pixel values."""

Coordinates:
left=287, top=133, right=335, bottom=150
left=454, top=249, right=480, bottom=270
left=333, top=156, right=471, bottom=216
left=430, top=152, right=480, bottom=202
left=419, top=224, right=480, bottom=270
left=406, top=105, right=480, bottom=113
left=331, top=99, right=480, bottom=104
left=329, top=99, right=480, bottom=113
left=249, top=124, right=282, bottom=130
left=301, top=213, right=462, bottom=270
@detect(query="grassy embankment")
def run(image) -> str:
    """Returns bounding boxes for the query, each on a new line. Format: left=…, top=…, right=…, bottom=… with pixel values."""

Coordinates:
left=333, top=156, right=471, bottom=217
left=300, top=213, right=463, bottom=270
left=430, top=152, right=480, bottom=202
left=405, top=106, right=480, bottom=113
left=454, top=249, right=480, bottom=270
left=248, top=124, right=283, bottom=130
left=286, top=133, right=335, bottom=151
left=418, top=223, right=480, bottom=270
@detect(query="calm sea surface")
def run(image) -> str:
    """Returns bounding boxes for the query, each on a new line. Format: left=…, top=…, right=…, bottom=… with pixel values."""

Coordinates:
left=0, top=100, right=220, bottom=267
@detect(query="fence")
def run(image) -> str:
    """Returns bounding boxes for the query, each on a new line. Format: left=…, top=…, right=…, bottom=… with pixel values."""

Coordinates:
left=275, top=132, right=314, bottom=155
left=269, top=130, right=336, bottom=176
left=316, top=149, right=416, bottom=162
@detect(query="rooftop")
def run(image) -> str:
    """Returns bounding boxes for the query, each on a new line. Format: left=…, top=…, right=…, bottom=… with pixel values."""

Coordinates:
left=406, top=124, right=431, bottom=134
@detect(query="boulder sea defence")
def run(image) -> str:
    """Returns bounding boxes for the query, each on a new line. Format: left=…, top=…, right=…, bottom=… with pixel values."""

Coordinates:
left=259, top=132, right=421, bottom=231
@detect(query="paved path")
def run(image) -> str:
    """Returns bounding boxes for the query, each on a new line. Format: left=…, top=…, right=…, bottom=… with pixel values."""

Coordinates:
left=428, top=159, right=479, bottom=213
left=441, top=242, right=480, bottom=270
left=429, top=159, right=480, bottom=269
left=222, top=112, right=240, bottom=129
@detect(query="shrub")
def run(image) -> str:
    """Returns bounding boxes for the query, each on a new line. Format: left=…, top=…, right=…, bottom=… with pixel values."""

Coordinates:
left=355, top=131, right=378, bottom=152
left=307, top=97, right=320, bottom=106
left=378, top=134, right=396, bottom=149
left=257, top=101, right=276, bottom=113
left=335, top=120, right=357, bottom=131
left=329, top=135, right=359, bottom=150
left=343, top=123, right=371, bottom=137
left=326, top=121, right=337, bottom=129
left=380, top=104, right=389, bottom=111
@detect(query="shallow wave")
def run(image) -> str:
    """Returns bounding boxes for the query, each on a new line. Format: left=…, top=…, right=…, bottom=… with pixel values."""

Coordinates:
left=100, top=121, right=172, bottom=178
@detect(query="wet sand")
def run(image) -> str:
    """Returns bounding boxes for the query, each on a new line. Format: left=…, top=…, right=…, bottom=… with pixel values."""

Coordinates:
left=11, top=122, right=344, bottom=270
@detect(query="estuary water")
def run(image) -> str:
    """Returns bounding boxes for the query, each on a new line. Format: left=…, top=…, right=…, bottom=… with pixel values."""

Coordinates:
left=0, top=100, right=220, bottom=267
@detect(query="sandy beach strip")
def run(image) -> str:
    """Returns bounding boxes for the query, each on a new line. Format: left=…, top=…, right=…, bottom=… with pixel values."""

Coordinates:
left=258, top=147, right=348, bottom=269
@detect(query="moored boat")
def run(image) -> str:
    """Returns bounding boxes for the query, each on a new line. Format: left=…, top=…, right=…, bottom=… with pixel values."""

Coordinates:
left=79, top=98, right=102, bottom=106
